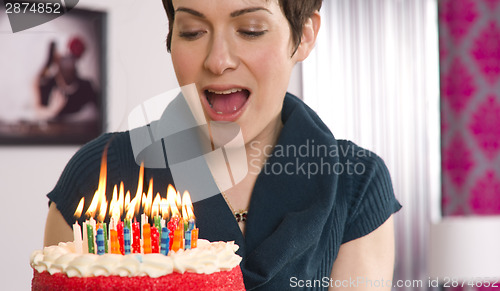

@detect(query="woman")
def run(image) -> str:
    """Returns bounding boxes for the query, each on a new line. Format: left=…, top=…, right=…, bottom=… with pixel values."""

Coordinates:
left=44, top=0, right=401, bottom=290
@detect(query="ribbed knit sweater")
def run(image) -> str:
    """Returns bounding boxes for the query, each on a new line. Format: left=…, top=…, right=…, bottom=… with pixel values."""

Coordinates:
left=48, top=93, right=401, bottom=290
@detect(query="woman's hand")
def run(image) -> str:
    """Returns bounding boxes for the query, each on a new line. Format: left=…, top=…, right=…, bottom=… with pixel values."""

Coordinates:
left=329, top=216, right=396, bottom=291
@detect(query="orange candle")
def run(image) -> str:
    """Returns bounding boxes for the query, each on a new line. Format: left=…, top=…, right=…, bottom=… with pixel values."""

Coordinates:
left=171, top=223, right=183, bottom=252
left=191, top=228, right=198, bottom=249
left=143, top=223, right=152, bottom=254
left=110, top=229, right=120, bottom=254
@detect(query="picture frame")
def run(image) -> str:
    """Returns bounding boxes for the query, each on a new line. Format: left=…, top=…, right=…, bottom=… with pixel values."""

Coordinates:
left=0, top=5, right=106, bottom=145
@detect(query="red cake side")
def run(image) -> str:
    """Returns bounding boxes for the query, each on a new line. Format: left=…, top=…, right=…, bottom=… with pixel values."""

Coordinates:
left=32, top=266, right=245, bottom=291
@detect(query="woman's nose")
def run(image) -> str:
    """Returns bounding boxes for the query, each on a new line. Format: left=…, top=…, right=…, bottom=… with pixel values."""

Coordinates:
left=204, top=34, right=239, bottom=75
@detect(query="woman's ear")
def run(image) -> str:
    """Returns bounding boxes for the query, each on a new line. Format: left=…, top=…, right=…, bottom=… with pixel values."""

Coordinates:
left=294, top=11, right=321, bottom=62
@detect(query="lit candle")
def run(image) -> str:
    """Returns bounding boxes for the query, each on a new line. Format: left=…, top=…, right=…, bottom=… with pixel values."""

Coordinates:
left=89, top=217, right=97, bottom=251
left=167, top=216, right=179, bottom=250
left=141, top=214, right=147, bottom=239
left=96, top=228, right=105, bottom=255
left=102, top=223, right=108, bottom=253
left=151, top=226, right=159, bottom=253
left=171, top=223, right=183, bottom=252
left=124, top=227, right=131, bottom=255
left=154, top=216, right=162, bottom=239
left=184, top=230, right=191, bottom=250
left=110, top=229, right=119, bottom=254
left=117, top=221, right=124, bottom=255
left=132, top=221, right=141, bottom=253
left=191, top=228, right=198, bottom=249
left=143, top=223, right=152, bottom=254
left=160, top=227, right=169, bottom=255
left=87, top=224, right=95, bottom=254
left=72, top=222, right=83, bottom=254
left=188, top=219, right=195, bottom=231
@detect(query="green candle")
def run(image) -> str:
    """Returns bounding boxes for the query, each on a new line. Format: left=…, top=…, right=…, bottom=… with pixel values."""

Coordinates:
left=87, top=224, right=95, bottom=254
left=102, top=223, right=108, bottom=253
left=154, top=216, right=162, bottom=238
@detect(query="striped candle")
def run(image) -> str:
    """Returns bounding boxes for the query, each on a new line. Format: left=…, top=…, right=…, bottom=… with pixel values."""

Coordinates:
left=96, top=228, right=105, bottom=255
left=161, top=227, right=169, bottom=255
left=184, top=230, right=191, bottom=250
left=124, top=227, right=131, bottom=255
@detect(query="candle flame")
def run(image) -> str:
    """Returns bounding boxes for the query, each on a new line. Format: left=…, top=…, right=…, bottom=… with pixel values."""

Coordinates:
left=85, top=147, right=108, bottom=219
left=143, top=178, right=154, bottom=217
left=110, top=185, right=121, bottom=221
left=175, top=190, right=182, bottom=212
left=125, top=196, right=137, bottom=220
left=152, top=193, right=161, bottom=218
left=73, top=152, right=196, bottom=225
left=124, top=190, right=131, bottom=212
left=98, top=199, right=107, bottom=223
left=118, top=182, right=125, bottom=218
left=134, top=162, right=144, bottom=215
left=182, top=191, right=195, bottom=220
left=167, top=184, right=180, bottom=217
left=74, top=197, right=84, bottom=219
left=160, top=197, right=169, bottom=220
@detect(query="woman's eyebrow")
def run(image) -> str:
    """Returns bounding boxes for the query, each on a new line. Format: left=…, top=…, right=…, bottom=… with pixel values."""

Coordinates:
left=175, top=6, right=272, bottom=18
left=175, top=7, right=205, bottom=18
left=230, top=7, right=273, bottom=17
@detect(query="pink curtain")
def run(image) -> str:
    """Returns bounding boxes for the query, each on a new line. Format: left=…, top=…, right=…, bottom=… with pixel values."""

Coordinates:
left=440, top=0, right=500, bottom=216
left=440, top=0, right=500, bottom=289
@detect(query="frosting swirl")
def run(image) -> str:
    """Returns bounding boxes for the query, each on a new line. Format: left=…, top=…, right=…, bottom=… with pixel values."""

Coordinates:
left=30, top=240, right=241, bottom=278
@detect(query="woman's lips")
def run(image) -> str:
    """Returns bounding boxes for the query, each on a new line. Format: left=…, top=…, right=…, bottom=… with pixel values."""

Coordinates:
left=201, top=87, right=250, bottom=122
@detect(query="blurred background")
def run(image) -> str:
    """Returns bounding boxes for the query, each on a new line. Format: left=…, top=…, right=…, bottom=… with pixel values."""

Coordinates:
left=1, top=0, right=499, bottom=290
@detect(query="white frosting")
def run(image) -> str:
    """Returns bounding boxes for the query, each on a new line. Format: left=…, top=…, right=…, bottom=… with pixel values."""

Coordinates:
left=31, top=240, right=241, bottom=278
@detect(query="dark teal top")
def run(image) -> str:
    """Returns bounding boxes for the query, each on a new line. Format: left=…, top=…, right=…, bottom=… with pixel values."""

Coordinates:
left=48, top=93, right=401, bottom=290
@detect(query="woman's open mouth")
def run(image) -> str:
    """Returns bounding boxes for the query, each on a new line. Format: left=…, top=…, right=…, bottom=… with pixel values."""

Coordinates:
left=202, top=87, right=251, bottom=121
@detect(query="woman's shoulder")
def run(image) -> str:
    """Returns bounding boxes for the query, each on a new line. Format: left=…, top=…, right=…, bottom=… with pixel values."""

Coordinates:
left=333, top=140, right=401, bottom=243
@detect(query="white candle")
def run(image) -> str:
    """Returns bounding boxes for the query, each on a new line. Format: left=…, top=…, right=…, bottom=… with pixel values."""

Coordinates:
left=72, top=222, right=83, bottom=254
left=82, top=221, right=88, bottom=254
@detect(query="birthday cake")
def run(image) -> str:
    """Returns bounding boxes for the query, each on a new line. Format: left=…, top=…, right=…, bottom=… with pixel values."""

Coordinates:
left=30, top=239, right=245, bottom=291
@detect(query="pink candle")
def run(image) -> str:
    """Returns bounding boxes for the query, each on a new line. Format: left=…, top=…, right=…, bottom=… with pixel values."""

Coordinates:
left=132, top=221, right=141, bottom=253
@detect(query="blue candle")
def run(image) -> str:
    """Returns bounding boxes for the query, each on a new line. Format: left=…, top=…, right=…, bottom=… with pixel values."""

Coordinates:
left=188, top=219, right=195, bottom=231
left=185, top=230, right=191, bottom=250
left=96, top=228, right=105, bottom=255
left=161, top=227, right=170, bottom=255
left=124, top=227, right=131, bottom=255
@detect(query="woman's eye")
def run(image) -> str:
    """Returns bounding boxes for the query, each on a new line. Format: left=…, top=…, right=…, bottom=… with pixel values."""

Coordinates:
left=239, top=30, right=267, bottom=38
left=178, top=31, right=206, bottom=40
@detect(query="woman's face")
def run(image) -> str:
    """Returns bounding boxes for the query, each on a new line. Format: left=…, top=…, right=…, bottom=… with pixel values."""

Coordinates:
left=170, top=0, right=304, bottom=146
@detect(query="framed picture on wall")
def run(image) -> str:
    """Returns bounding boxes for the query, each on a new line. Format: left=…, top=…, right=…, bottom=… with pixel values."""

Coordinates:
left=0, top=5, right=106, bottom=145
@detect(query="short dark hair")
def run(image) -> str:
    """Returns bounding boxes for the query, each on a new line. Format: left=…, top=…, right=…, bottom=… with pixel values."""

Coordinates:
left=161, top=0, right=322, bottom=54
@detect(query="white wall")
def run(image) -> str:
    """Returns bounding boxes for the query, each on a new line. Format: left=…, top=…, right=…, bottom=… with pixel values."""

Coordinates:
left=0, top=1, right=302, bottom=289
